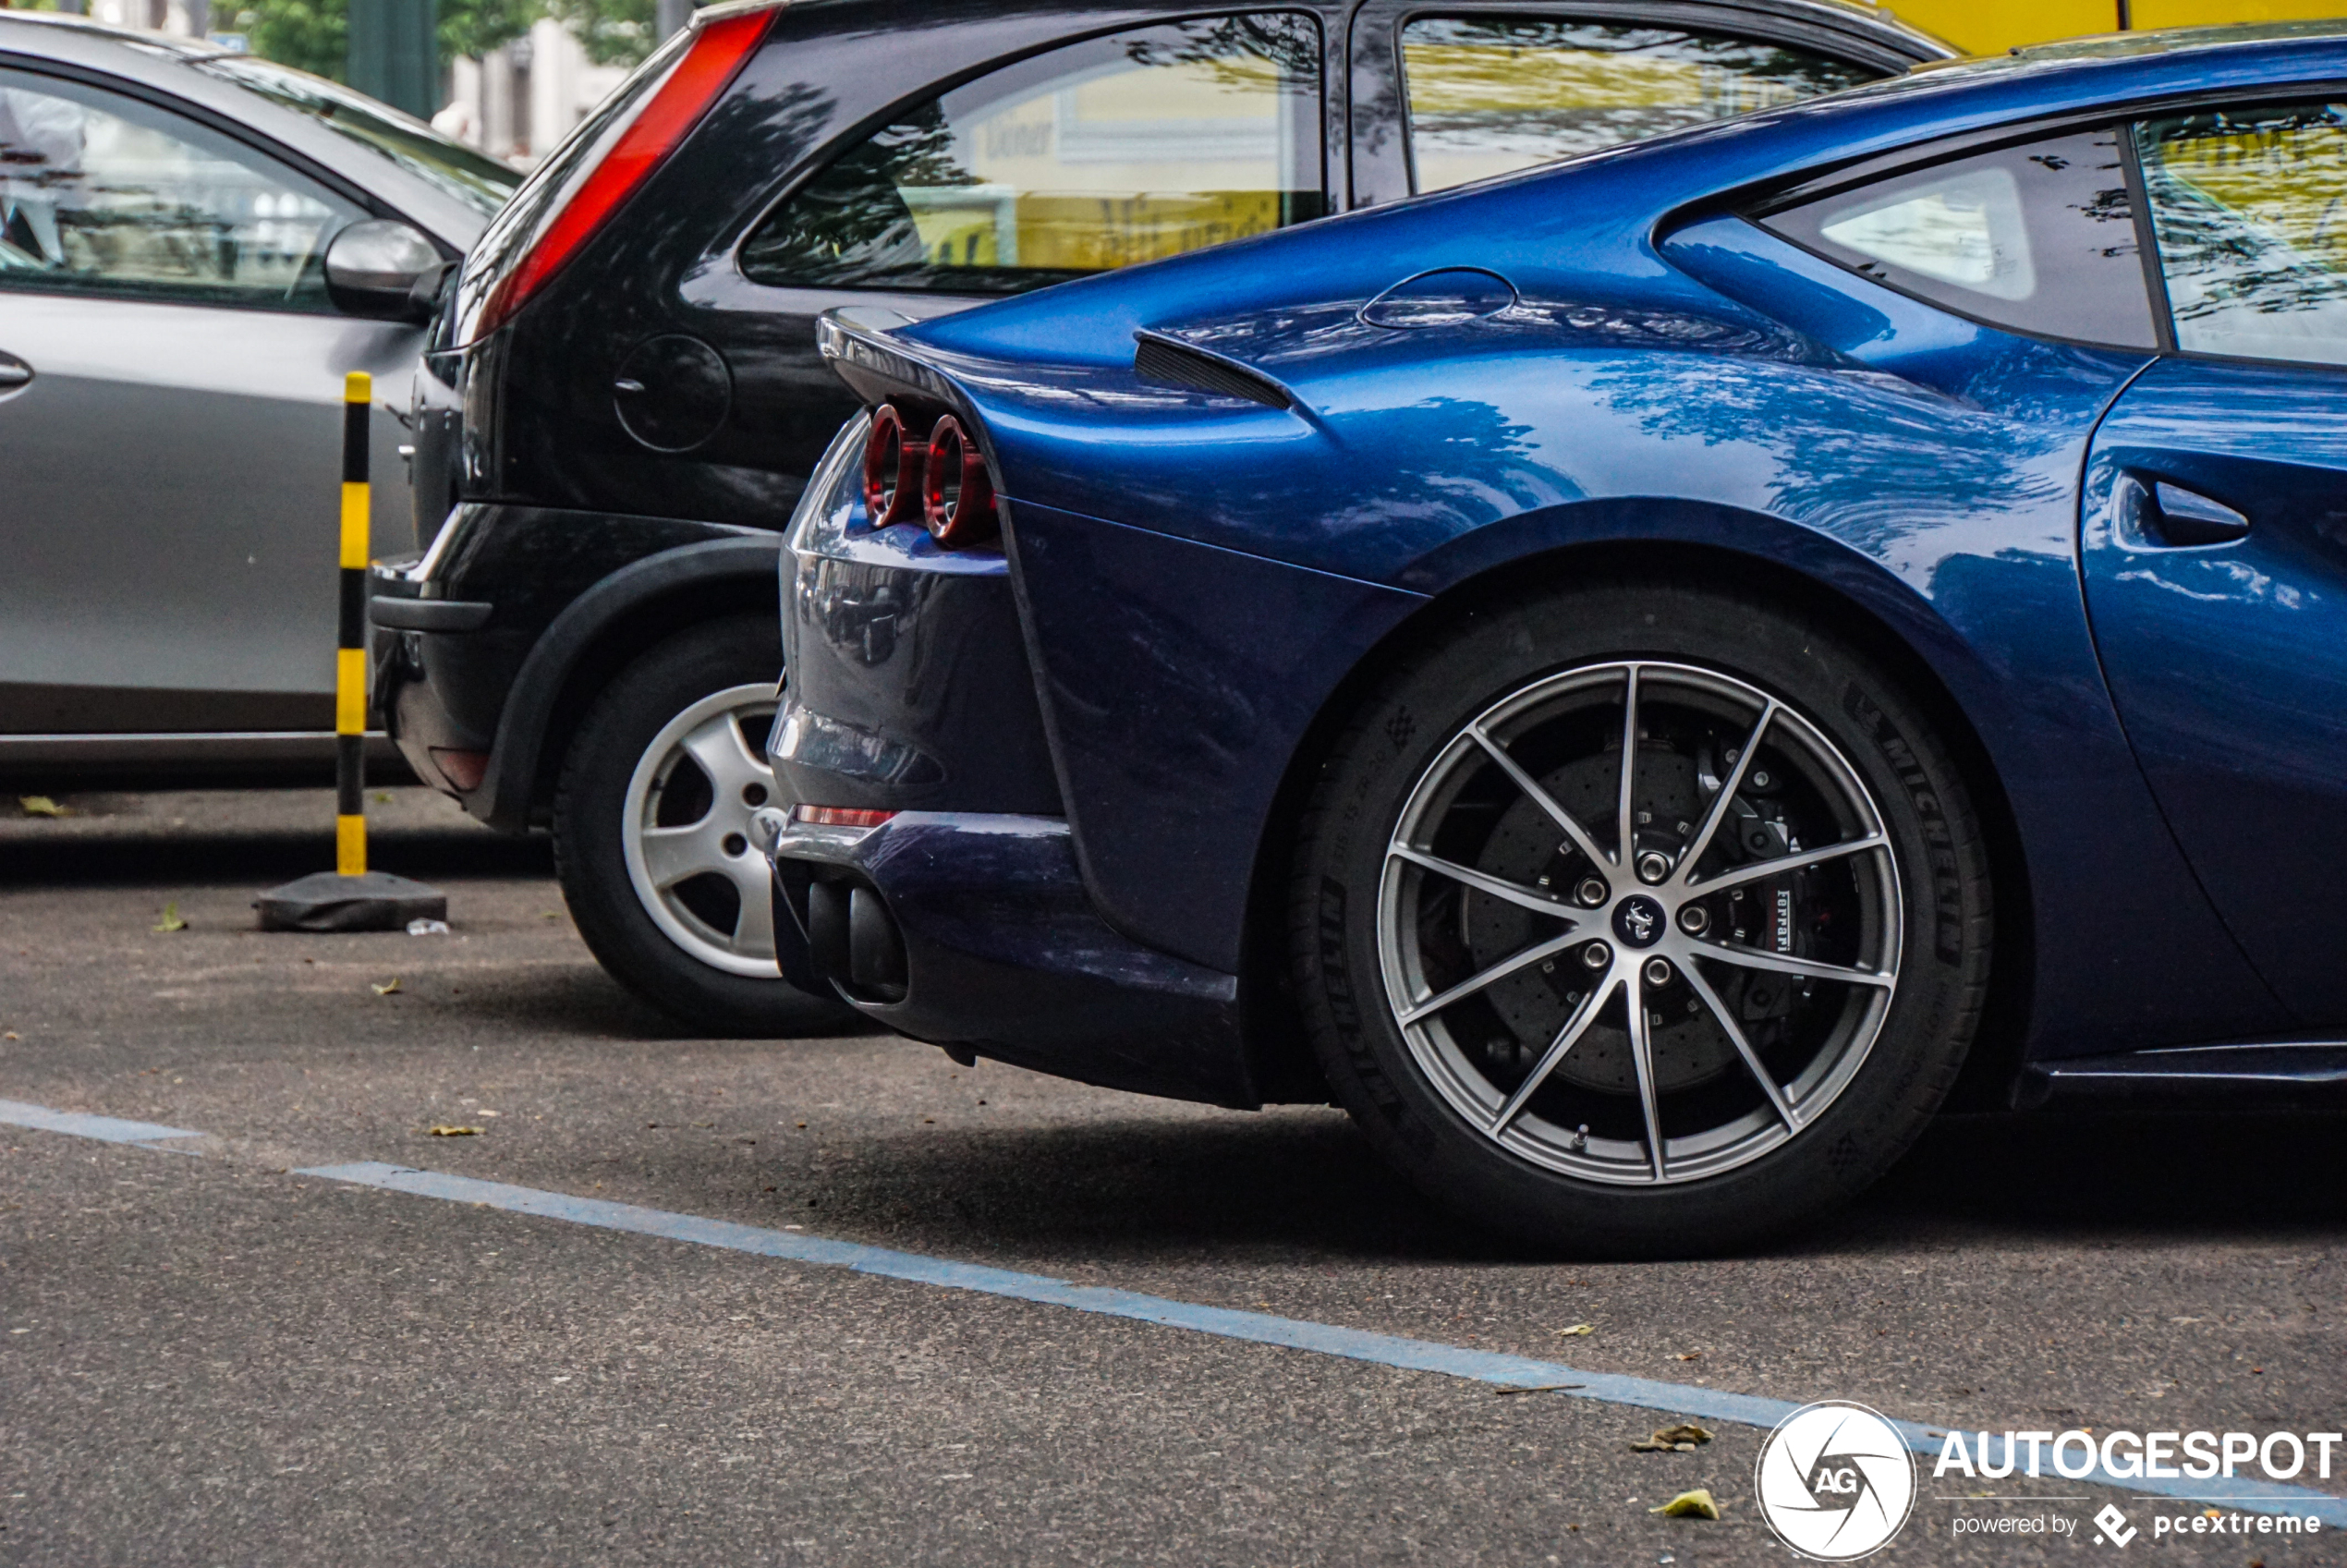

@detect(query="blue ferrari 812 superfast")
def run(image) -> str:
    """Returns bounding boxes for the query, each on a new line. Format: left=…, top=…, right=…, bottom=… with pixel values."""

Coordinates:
left=760, top=24, right=2347, bottom=1253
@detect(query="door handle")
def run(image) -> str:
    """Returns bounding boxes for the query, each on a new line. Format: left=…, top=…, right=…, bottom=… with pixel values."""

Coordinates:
left=0, top=353, right=30, bottom=390
left=2140, top=478, right=2250, bottom=547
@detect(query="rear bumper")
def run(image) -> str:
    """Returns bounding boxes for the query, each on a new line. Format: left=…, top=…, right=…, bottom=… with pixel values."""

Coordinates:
left=765, top=811, right=1256, bottom=1109
left=372, top=507, right=784, bottom=830
left=368, top=554, right=508, bottom=802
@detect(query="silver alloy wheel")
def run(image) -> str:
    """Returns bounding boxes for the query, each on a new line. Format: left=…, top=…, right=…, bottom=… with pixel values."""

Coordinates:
left=621, top=683, right=785, bottom=978
left=1377, top=661, right=1902, bottom=1185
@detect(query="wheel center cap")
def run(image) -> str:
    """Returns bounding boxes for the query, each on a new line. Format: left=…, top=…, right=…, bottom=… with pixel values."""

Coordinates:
left=1612, top=894, right=1666, bottom=950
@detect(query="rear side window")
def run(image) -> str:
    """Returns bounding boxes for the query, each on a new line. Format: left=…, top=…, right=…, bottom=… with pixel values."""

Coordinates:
left=1759, top=128, right=2158, bottom=350
left=199, top=56, right=520, bottom=217
left=1398, top=18, right=1875, bottom=194
left=0, top=67, right=366, bottom=311
left=739, top=14, right=1323, bottom=296
left=2135, top=102, right=2347, bottom=367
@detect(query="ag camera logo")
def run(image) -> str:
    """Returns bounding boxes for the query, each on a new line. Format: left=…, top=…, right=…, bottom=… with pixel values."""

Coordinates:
left=1756, top=1401, right=1917, bottom=1560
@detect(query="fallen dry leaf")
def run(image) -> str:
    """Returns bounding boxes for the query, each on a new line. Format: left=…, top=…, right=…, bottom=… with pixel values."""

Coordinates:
left=18, top=796, right=69, bottom=818
left=1649, top=1489, right=1722, bottom=1520
left=2, top=1031, right=18, bottom=1041
left=1631, top=1423, right=1714, bottom=1453
left=427, top=1124, right=480, bottom=1137
left=371, top=978, right=401, bottom=996
left=1555, top=1323, right=1596, bottom=1337
left=1672, top=1352, right=1702, bottom=1361
left=153, top=903, right=187, bottom=933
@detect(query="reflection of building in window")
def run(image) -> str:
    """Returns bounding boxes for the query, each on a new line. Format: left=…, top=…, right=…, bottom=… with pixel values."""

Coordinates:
left=1818, top=167, right=2037, bottom=300
left=914, top=55, right=1308, bottom=273
left=2150, top=113, right=2347, bottom=272
left=0, top=69, right=358, bottom=304
left=0, top=85, right=85, bottom=264
left=1400, top=19, right=1873, bottom=193
left=2140, top=104, right=2347, bottom=364
left=741, top=15, right=1321, bottom=295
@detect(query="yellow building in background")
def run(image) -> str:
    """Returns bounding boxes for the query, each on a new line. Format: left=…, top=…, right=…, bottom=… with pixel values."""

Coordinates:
left=1887, top=0, right=2346, bottom=56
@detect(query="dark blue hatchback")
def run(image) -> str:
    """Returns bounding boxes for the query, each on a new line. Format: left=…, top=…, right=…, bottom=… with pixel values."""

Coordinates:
left=764, top=25, right=2347, bottom=1253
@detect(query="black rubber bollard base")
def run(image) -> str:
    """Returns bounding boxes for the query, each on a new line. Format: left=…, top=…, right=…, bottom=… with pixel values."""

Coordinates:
left=254, top=871, right=448, bottom=933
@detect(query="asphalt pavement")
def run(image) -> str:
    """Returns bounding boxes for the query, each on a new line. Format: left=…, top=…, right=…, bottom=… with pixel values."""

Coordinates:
left=2, top=787, right=2342, bottom=1566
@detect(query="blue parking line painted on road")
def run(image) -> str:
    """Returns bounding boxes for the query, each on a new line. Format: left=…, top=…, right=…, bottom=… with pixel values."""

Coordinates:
left=292, top=1161, right=2347, bottom=1526
left=6, top=1095, right=2344, bottom=1526
left=0, top=1099, right=202, bottom=1149
left=296, top=1161, right=1803, bottom=1421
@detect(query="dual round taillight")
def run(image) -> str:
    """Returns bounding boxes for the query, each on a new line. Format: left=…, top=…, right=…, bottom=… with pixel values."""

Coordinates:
left=860, top=403, right=998, bottom=547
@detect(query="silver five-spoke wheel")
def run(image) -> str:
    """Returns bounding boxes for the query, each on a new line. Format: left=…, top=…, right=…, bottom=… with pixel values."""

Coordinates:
left=1377, top=661, right=1902, bottom=1185
left=621, top=682, right=784, bottom=978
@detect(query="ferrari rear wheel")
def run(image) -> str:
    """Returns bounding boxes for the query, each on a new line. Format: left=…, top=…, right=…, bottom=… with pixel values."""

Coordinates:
left=1293, top=582, right=1991, bottom=1255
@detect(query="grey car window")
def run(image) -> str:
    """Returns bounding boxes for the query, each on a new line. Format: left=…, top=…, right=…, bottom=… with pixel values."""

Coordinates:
left=740, top=14, right=1325, bottom=297
left=1760, top=128, right=2159, bottom=350
left=2136, top=102, right=2347, bottom=367
left=197, top=56, right=520, bottom=218
left=1399, top=18, right=1877, bottom=194
left=0, top=66, right=366, bottom=311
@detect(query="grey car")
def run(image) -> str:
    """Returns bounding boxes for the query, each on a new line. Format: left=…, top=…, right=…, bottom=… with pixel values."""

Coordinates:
left=0, top=12, right=517, bottom=781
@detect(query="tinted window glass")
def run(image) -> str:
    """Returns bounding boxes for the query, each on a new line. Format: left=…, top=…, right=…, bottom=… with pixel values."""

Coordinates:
left=1762, top=128, right=2157, bottom=349
left=1399, top=18, right=1875, bottom=194
left=740, top=15, right=1323, bottom=296
left=200, top=57, right=520, bottom=217
left=2136, top=102, right=2347, bottom=367
left=0, top=67, right=366, bottom=310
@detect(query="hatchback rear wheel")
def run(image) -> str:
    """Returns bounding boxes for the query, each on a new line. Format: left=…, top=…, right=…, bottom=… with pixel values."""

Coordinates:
left=1293, top=581, right=1991, bottom=1254
left=553, top=616, right=848, bottom=1036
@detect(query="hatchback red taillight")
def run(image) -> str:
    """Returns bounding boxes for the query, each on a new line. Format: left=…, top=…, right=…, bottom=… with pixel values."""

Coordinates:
left=920, top=415, right=999, bottom=547
left=473, top=6, right=774, bottom=340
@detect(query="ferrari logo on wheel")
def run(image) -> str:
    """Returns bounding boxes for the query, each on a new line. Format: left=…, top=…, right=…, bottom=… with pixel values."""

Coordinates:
left=1755, top=1402, right=1916, bottom=1560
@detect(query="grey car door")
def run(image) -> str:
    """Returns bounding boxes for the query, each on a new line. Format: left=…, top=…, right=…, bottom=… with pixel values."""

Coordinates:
left=0, top=65, right=416, bottom=736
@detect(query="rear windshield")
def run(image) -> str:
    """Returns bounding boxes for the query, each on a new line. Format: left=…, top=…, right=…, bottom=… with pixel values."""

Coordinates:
left=197, top=56, right=521, bottom=215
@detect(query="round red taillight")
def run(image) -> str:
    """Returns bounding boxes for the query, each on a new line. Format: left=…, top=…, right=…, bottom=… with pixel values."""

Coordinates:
left=861, top=405, right=927, bottom=527
left=921, top=415, right=998, bottom=546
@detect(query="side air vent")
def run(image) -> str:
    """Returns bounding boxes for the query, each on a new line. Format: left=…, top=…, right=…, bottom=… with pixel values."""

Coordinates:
left=1134, top=334, right=1292, bottom=410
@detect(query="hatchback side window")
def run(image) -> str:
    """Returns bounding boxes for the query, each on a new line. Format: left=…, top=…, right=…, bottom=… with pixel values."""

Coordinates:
left=739, top=14, right=1323, bottom=296
left=0, top=68, right=366, bottom=311
left=2135, top=102, right=2347, bottom=367
left=1398, top=18, right=1875, bottom=195
left=1758, top=128, right=2158, bottom=350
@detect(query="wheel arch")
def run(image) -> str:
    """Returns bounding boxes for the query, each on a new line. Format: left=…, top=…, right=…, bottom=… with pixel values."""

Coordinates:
left=478, top=537, right=784, bottom=833
left=1237, top=535, right=2035, bottom=1112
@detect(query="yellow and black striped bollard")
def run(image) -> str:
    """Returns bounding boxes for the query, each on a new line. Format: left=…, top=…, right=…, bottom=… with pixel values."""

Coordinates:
left=253, top=370, right=447, bottom=932
left=337, top=370, right=372, bottom=878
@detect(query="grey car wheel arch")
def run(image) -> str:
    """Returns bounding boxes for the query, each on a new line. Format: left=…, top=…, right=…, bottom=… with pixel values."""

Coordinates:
left=476, top=535, right=784, bottom=833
